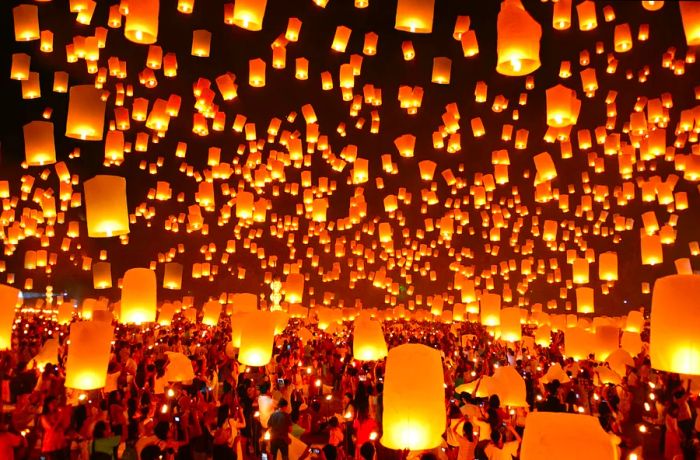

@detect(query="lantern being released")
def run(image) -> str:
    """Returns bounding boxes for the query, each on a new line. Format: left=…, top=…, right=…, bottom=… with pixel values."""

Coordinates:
left=84, top=175, right=130, bottom=238
left=381, top=344, right=445, bottom=451
left=651, top=275, right=700, bottom=375
left=353, top=318, right=388, bottom=361
left=64, top=321, right=114, bottom=390
left=496, top=0, right=542, bottom=76
left=65, top=85, right=106, bottom=140
left=0, top=284, right=19, bottom=350
left=120, top=268, right=157, bottom=324
left=238, top=311, right=276, bottom=366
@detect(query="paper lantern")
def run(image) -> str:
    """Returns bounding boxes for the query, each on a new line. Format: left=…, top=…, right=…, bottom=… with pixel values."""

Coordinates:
left=490, top=366, right=527, bottom=407
left=163, top=262, right=183, bottom=289
left=496, top=0, right=542, bottom=76
left=158, top=302, right=176, bottom=326
left=395, top=0, right=435, bottom=33
left=576, top=0, right=598, bottom=31
left=30, top=339, right=59, bottom=372
left=238, top=311, right=276, bottom=366
left=572, top=258, right=589, bottom=284
left=232, top=0, right=267, bottom=31
left=520, top=413, right=619, bottom=460
left=480, top=293, right=501, bottom=326
left=354, top=318, right=387, bottom=361
left=165, top=352, right=195, bottom=382
left=84, top=175, right=130, bottom=237
left=598, top=252, right=617, bottom=281
left=0, top=285, right=19, bottom=350
left=230, top=293, right=258, bottom=315
left=533, top=152, right=557, bottom=182
left=621, top=331, right=643, bottom=357
left=680, top=1, right=700, bottom=46
left=642, top=1, right=664, bottom=11
left=201, top=300, right=222, bottom=326
left=650, top=275, right=700, bottom=374
left=594, top=326, right=619, bottom=361
left=57, top=303, right=74, bottom=325
left=64, top=321, right=114, bottom=390
left=284, top=273, right=304, bottom=304
left=65, top=85, right=106, bottom=140
left=431, top=57, right=451, bottom=84
left=624, top=310, right=644, bottom=333
left=613, top=23, right=632, bottom=52
left=236, top=190, right=255, bottom=218
left=545, top=85, right=580, bottom=127
left=92, top=262, right=112, bottom=289
left=552, top=0, right=572, bottom=30
left=23, top=121, right=56, bottom=166
left=124, top=0, right=159, bottom=44
left=120, top=268, right=157, bottom=324
left=564, top=327, right=594, bottom=360
left=191, top=29, right=211, bottom=57
left=381, top=344, right=445, bottom=451
left=575, top=287, right=594, bottom=314
left=641, top=233, right=663, bottom=265
left=11, top=53, right=30, bottom=80
left=13, top=5, right=40, bottom=41
left=500, top=307, right=522, bottom=342
left=535, top=325, right=551, bottom=347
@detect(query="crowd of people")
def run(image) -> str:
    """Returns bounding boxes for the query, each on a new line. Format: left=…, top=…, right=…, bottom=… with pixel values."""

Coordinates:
left=0, top=313, right=698, bottom=460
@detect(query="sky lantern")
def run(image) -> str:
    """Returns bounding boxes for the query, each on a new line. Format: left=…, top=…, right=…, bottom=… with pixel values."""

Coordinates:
left=651, top=275, right=700, bottom=374
left=65, top=85, right=106, bottom=141
left=594, top=325, right=619, bottom=361
left=64, top=321, right=114, bottom=390
left=239, top=311, right=276, bottom=366
left=641, top=233, right=663, bottom=265
left=232, top=0, right=267, bottom=31
left=564, top=327, right=594, bottom=361
left=680, top=2, right=700, bottom=46
left=23, top=121, right=56, bottom=166
left=11, top=53, right=30, bottom=80
left=642, top=1, right=664, bottom=11
left=0, top=285, right=19, bottom=350
left=285, top=273, right=304, bottom=304
left=92, top=262, right=112, bottom=289
left=496, top=0, right=542, bottom=76
left=576, top=0, right=597, bottom=31
left=124, top=0, right=159, bottom=44
left=163, top=262, right=183, bottom=289
left=13, top=4, right=40, bottom=41
left=394, top=0, right=435, bottom=34
left=354, top=317, right=388, bottom=361
left=500, top=307, right=522, bottom=342
left=572, top=258, right=589, bottom=284
left=535, top=325, right=551, bottom=347
left=598, top=252, right=618, bottom=281
left=164, top=352, right=195, bottom=383
left=575, top=287, right=594, bottom=314
left=613, top=23, right=632, bottom=52
left=431, top=57, right=452, bottom=84
left=57, top=304, right=74, bottom=325
left=490, top=366, right=527, bottom=407
left=520, top=413, right=619, bottom=460
left=201, top=300, right=222, bottom=326
left=84, top=175, right=130, bottom=237
left=625, top=310, right=644, bottom=334
left=533, top=152, right=557, bottom=182
left=552, top=0, right=571, bottom=30
left=191, top=29, right=211, bottom=57
left=120, top=268, right=157, bottom=324
left=545, top=85, right=580, bottom=127
left=381, top=344, right=445, bottom=451
left=480, top=293, right=501, bottom=326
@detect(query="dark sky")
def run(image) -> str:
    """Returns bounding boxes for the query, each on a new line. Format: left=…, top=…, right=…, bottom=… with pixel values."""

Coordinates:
left=1, top=0, right=699, bottom=316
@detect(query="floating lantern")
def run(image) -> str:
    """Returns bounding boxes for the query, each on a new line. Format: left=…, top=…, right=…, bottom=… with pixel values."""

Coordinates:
left=92, top=262, right=112, bottom=289
left=395, top=0, right=435, bottom=33
left=0, top=285, right=19, bottom=350
left=232, top=0, right=267, bottom=31
left=500, top=307, right=522, bottom=342
left=13, top=4, right=40, bottom=42
left=201, top=300, right=222, bottom=326
left=23, top=121, right=56, bottom=166
left=680, top=2, right=700, bottom=46
left=480, top=293, right=501, bottom=326
left=84, top=175, right=129, bottom=237
left=124, top=0, right=159, bottom=44
left=575, top=287, right=594, bottom=314
left=120, top=268, right=157, bottom=324
left=238, top=311, right=276, bottom=366
left=496, top=0, right=542, bottom=76
left=165, top=352, right=195, bottom=382
left=163, top=262, right=183, bottom=289
left=65, top=85, right=106, bottom=141
left=64, top=321, right=114, bottom=390
left=546, top=84, right=580, bottom=127
left=381, top=344, right=445, bottom=450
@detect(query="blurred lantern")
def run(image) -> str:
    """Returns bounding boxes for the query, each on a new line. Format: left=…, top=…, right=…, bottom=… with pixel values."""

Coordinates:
left=490, top=366, right=527, bottom=406
left=64, top=321, right=114, bottom=390
left=23, top=121, right=56, bottom=166
left=92, top=262, right=112, bottom=289
left=545, top=85, right=580, bottom=127
left=680, top=2, right=700, bottom=46
left=642, top=1, right=664, bottom=11
left=395, top=0, right=435, bottom=33
left=232, top=0, right=267, bottom=31
left=57, top=303, right=74, bottom=325
left=238, top=311, right=276, bottom=366
left=163, top=262, right=183, bottom=289
left=500, top=307, right=522, bottom=342
left=165, top=352, right=195, bottom=382
left=480, top=293, right=501, bottom=326
left=13, top=5, right=40, bottom=41
left=381, top=344, right=445, bottom=450
left=124, top=0, right=159, bottom=44
left=496, top=0, right=542, bottom=76
left=201, top=300, right=222, bottom=326
left=520, top=413, right=619, bottom=460
left=84, top=175, right=129, bottom=237
left=650, top=275, right=700, bottom=374
left=65, top=85, right=106, bottom=140
left=0, top=285, right=19, bottom=350
left=120, top=268, right=157, bottom=324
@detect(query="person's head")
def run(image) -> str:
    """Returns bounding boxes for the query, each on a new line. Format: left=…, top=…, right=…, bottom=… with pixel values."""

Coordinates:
left=217, top=404, right=229, bottom=427
left=93, top=420, right=110, bottom=439
left=359, top=442, right=375, bottom=460
left=328, top=416, right=339, bottom=428
left=488, top=394, right=500, bottom=410
left=420, top=453, right=438, bottom=460
left=278, top=399, right=289, bottom=410
left=154, top=421, right=170, bottom=441
left=343, top=392, right=353, bottom=405
left=140, top=445, right=163, bottom=460
left=463, top=421, right=474, bottom=442
left=668, top=402, right=680, bottom=418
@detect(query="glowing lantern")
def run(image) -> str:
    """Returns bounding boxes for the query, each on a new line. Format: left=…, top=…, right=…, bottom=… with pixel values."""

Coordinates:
left=564, top=328, right=594, bottom=360
left=353, top=318, right=388, bottom=361
left=395, top=0, right=435, bottom=34
left=552, top=0, right=572, bottom=30
left=64, top=321, right=114, bottom=390
left=641, top=233, right=663, bottom=265
left=625, top=310, right=644, bottom=333
left=642, top=1, right=664, bottom=11
left=13, top=5, right=40, bottom=41
left=394, top=134, right=416, bottom=158
left=500, top=307, right=522, bottom=342
left=680, top=2, right=700, bottom=46
left=249, top=58, right=266, bottom=87
left=546, top=85, right=580, bottom=127
left=84, top=175, right=129, bottom=237
left=92, top=262, right=112, bottom=289
left=163, top=352, right=195, bottom=383
left=0, top=285, right=19, bottom=350
left=480, top=293, right=501, bottom=326
left=431, top=57, right=451, bottom=84
left=598, top=252, right=618, bottom=281
left=613, top=23, right=632, bottom=52
left=520, top=412, right=619, bottom=460
left=576, top=0, right=598, bottom=31
left=285, top=273, right=304, bottom=304
left=332, top=26, right=351, bottom=52
left=490, top=366, right=527, bottom=406
left=163, top=262, right=183, bottom=289
left=23, top=121, right=56, bottom=166
left=124, top=0, right=159, bottom=44
left=232, top=0, right=267, bottom=31
left=11, top=53, right=30, bottom=80
left=381, top=344, right=445, bottom=450
left=191, top=30, right=211, bottom=57
left=535, top=325, right=551, bottom=347
left=65, top=85, right=106, bottom=140
left=201, top=300, right=222, bottom=326
left=120, top=268, right=157, bottom=324
left=239, top=311, right=276, bottom=366
left=575, top=287, right=594, bottom=314
left=533, top=152, right=557, bottom=181
left=650, top=275, right=700, bottom=374
left=572, top=258, right=589, bottom=284
left=496, top=0, right=542, bottom=76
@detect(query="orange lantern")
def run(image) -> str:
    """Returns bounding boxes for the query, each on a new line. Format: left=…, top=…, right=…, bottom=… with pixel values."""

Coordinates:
left=124, top=0, right=159, bottom=44
left=496, top=0, right=542, bottom=76
left=680, top=1, right=700, bottom=46
left=84, top=175, right=129, bottom=237
left=64, top=321, right=114, bottom=390
left=395, top=0, right=435, bottom=33
left=13, top=4, right=40, bottom=41
left=0, top=285, right=19, bottom=350
left=23, top=121, right=56, bottom=166
left=232, top=0, right=267, bottom=31
left=120, top=268, right=157, bottom=324
left=92, top=262, right=112, bottom=289
left=239, top=311, right=276, bottom=366
left=65, top=85, right=106, bottom=141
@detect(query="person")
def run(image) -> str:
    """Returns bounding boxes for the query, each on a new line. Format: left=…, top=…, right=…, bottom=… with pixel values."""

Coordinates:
left=268, top=399, right=293, bottom=460
left=358, top=442, right=374, bottom=460
left=456, top=421, right=477, bottom=460
left=40, top=396, right=70, bottom=460
left=212, top=405, right=235, bottom=460
left=352, top=407, right=378, bottom=458
left=664, top=403, right=683, bottom=460
left=0, top=417, right=26, bottom=460
left=90, top=420, right=123, bottom=460
left=483, top=423, right=520, bottom=460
